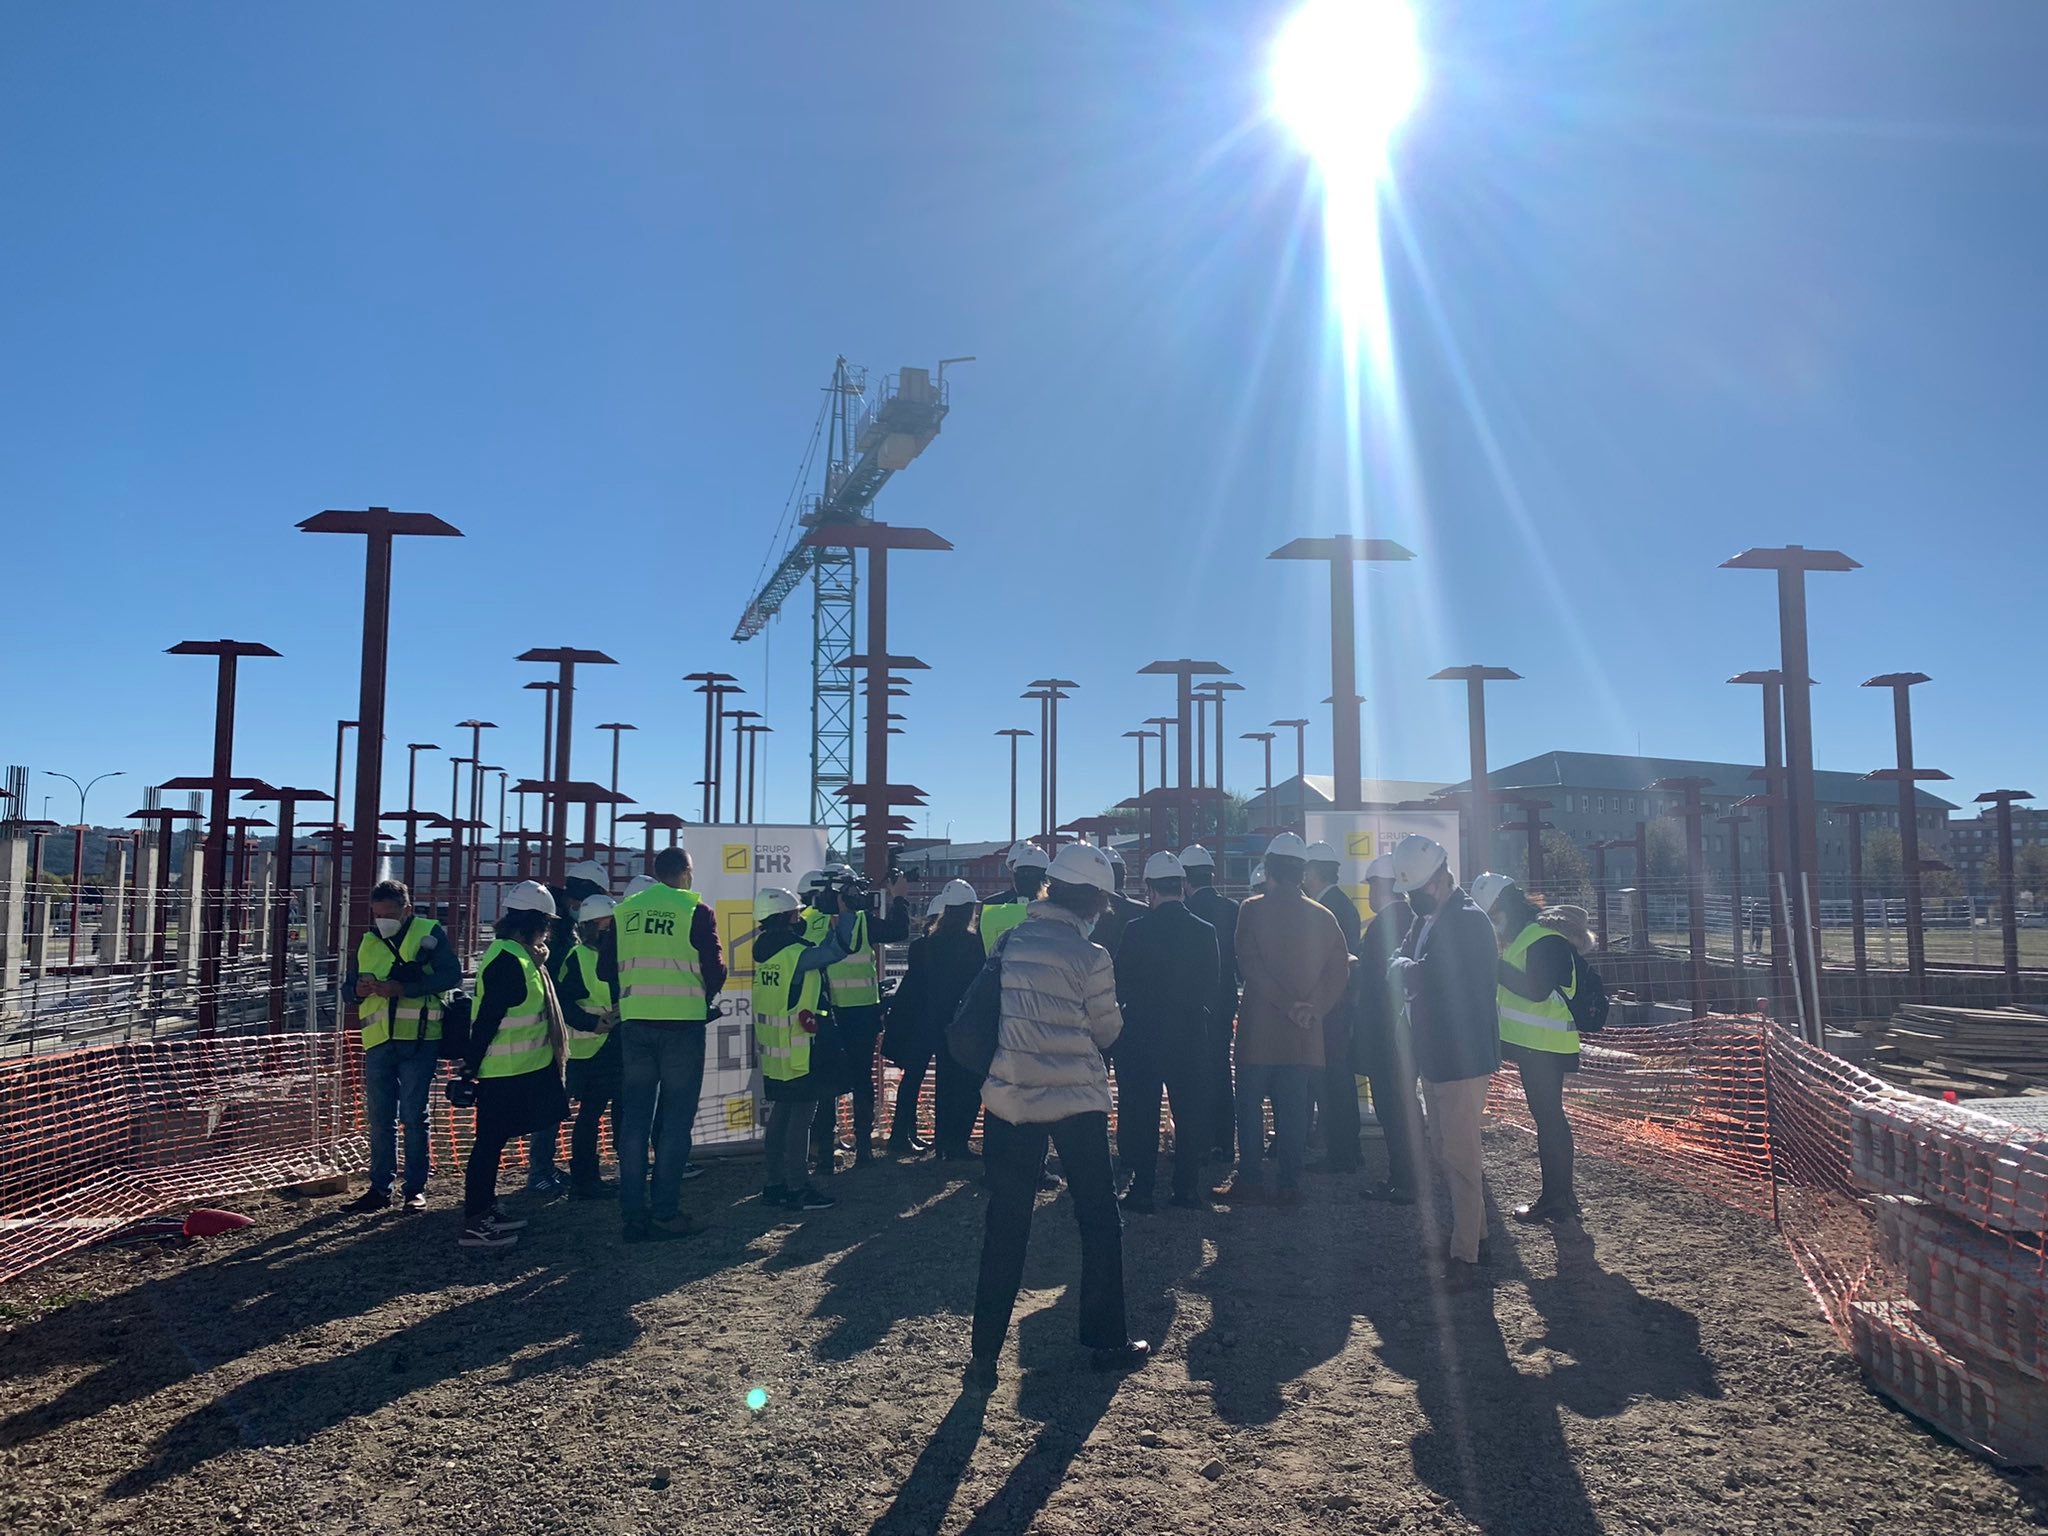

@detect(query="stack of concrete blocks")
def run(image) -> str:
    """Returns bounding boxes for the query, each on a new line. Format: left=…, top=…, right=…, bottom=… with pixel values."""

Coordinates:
left=1852, top=1093, right=2048, bottom=1465
left=0, top=835, right=26, bottom=1023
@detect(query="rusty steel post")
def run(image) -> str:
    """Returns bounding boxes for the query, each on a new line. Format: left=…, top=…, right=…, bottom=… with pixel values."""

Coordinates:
left=740, top=723, right=771, bottom=822
left=997, top=728, right=1032, bottom=845
left=1140, top=661, right=1230, bottom=851
left=1731, top=671, right=1796, bottom=1014
left=1590, top=840, right=1612, bottom=952
left=1268, top=538, right=1415, bottom=813
left=328, top=719, right=356, bottom=955
left=244, top=785, right=331, bottom=1029
left=1023, top=691, right=1053, bottom=841
left=724, top=711, right=761, bottom=823
left=1272, top=718, right=1310, bottom=831
left=1724, top=547, right=1859, bottom=1043
left=709, top=682, right=744, bottom=825
left=1242, top=731, right=1276, bottom=807
left=402, top=741, right=439, bottom=895
left=1864, top=673, right=1948, bottom=1003
left=456, top=720, right=497, bottom=950
left=1197, top=681, right=1244, bottom=841
left=1432, top=666, right=1522, bottom=881
left=1978, top=790, right=2034, bottom=998
left=685, top=674, right=736, bottom=824
left=1500, top=796, right=1553, bottom=891
left=596, top=723, right=636, bottom=882
left=1654, top=778, right=1714, bottom=1018
left=1832, top=803, right=1876, bottom=1018
left=1719, top=809, right=1753, bottom=999
left=516, top=648, right=618, bottom=885
left=1144, top=716, right=1175, bottom=850
left=1029, top=680, right=1078, bottom=849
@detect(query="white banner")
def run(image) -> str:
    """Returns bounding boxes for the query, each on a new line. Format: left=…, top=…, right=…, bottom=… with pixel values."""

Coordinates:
left=1305, top=808, right=1463, bottom=922
left=679, top=825, right=830, bottom=1153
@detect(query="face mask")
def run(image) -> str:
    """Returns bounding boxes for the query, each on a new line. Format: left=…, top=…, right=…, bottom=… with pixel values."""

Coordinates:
left=375, top=917, right=403, bottom=938
left=1406, top=889, right=1438, bottom=918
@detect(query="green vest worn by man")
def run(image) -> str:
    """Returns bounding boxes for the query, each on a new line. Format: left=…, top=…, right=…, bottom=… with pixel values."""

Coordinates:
left=1498, top=921, right=1580, bottom=1056
left=754, top=940, right=828, bottom=1084
left=803, top=907, right=877, bottom=1009
left=356, top=918, right=448, bottom=1050
left=562, top=942, right=614, bottom=1061
left=614, top=884, right=709, bottom=1022
left=475, top=938, right=553, bottom=1078
left=980, top=896, right=1031, bottom=956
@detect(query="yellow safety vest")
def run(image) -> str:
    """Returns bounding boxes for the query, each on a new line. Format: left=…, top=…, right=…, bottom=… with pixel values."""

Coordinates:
left=562, top=943, right=613, bottom=1061
left=981, top=899, right=1029, bottom=956
left=1498, top=921, right=1580, bottom=1056
left=475, top=939, right=553, bottom=1078
left=754, top=939, right=827, bottom=1084
left=614, top=884, right=708, bottom=1022
left=356, top=919, right=447, bottom=1050
left=804, top=907, right=877, bottom=1009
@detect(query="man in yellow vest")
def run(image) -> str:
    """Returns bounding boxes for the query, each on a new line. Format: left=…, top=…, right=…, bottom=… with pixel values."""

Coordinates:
left=344, top=879, right=460, bottom=1213
left=603, top=845, right=725, bottom=1241
left=557, top=892, right=621, bottom=1199
left=752, top=886, right=855, bottom=1211
left=800, top=864, right=911, bottom=1172
left=980, top=841, right=1050, bottom=956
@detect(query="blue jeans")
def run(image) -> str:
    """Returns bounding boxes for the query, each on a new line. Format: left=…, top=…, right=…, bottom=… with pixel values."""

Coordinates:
left=1235, top=1062, right=1313, bottom=1193
left=617, top=1022, right=706, bottom=1222
left=364, top=1039, right=438, bottom=1197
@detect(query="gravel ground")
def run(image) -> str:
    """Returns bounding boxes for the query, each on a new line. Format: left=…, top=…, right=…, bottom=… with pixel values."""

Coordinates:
left=2, top=1127, right=2045, bottom=1535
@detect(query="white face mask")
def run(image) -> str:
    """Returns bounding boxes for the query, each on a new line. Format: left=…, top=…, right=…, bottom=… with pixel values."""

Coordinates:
left=374, top=916, right=403, bottom=939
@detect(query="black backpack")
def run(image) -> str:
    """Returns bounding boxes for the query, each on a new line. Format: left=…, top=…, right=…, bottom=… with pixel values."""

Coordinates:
left=1566, top=954, right=1609, bottom=1035
left=436, top=992, right=473, bottom=1062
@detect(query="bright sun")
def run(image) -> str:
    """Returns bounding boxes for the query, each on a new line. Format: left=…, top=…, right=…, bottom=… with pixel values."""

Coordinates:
left=1269, top=0, right=1424, bottom=179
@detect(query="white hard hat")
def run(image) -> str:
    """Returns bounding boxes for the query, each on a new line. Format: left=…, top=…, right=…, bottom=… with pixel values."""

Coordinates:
left=1470, top=872, right=1518, bottom=916
left=1106, top=845, right=1126, bottom=868
left=1249, top=863, right=1265, bottom=886
left=1144, top=850, right=1185, bottom=881
left=1305, top=840, right=1341, bottom=864
left=936, top=878, right=978, bottom=909
left=622, top=873, right=657, bottom=900
left=797, top=869, right=829, bottom=896
left=1178, top=844, right=1216, bottom=869
left=564, top=859, right=609, bottom=888
left=1007, top=840, right=1050, bottom=871
left=576, top=893, right=617, bottom=922
left=1047, top=842, right=1115, bottom=894
left=503, top=880, right=559, bottom=917
left=1391, top=834, right=1448, bottom=895
left=826, top=863, right=858, bottom=880
left=1265, top=831, right=1310, bottom=862
left=754, top=886, right=802, bottom=921
left=1363, top=853, right=1396, bottom=882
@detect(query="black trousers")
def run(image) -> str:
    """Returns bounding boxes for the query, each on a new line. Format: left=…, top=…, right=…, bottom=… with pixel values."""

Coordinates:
left=1513, top=1050, right=1577, bottom=1207
left=1358, top=1019, right=1423, bottom=1197
left=1312, top=1009, right=1362, bottom=1170
left=814, top=1006, right=883, bottom=1162
left=972, top=1110, right=1127, bottom=1360
left=566, top=1050, right=621, bottom=1190
left=889, top=1044, right=934, bottom=1146
left=1114, top=1057, right=1205, bottom=1200
left=933, top=1052, right=981, bottom=1153
left=465, top=1070, right=566, bottom=1220
left=1205, top=993, right=1238, bottom=1157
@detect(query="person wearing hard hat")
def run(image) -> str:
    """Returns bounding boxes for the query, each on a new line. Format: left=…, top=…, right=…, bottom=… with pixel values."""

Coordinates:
left=980, top=841, right=1050, bottom=956
left=752, top=886, right=858, bottom=1211
left=1110, top=850, right=1220, bottom=1211
left=882, top=880, right=986, bottom=1156
left=621, top=872, right=657, bottom=901
left=602, top=844, right=726, bottom=1242
left=344, top=879, right=462, bottom=1214
left=556, top=893, right=624, bottom=1200
left=800, top=864, right=912, bottom=1173
left=1212, top=833, right=1352, bottom=1206
left=1303, top=840, right=1366, bottom=1176
left=1090, top=845, right=1146, bottom=959
left=453, top=881, right=572, bottom=1250
left=1355, top=853, right=1423, bottom=1205
left=1471, top=873, right=1583, bottom=1224
left=967, top=842, right=1148, bottom=1390
left=524, top=858, right=613, bottom=1196
left=1387, top=835, right=1502, bottom=1281
left=1178, top=844, right=1241, bottom=1165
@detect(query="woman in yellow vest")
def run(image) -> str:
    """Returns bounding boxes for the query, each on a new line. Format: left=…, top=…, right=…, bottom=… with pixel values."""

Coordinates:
left=454, top=881, right=571, bottom=1251
left=557, top=893, right=621, bottom=1199
left=752, top=887, right=853, bottom=1211
left=1471, top=873, right=1583, bottom=1224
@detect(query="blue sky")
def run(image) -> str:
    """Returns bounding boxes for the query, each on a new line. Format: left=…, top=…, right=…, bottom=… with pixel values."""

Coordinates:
left=5, top=2, right=2046, bottom=840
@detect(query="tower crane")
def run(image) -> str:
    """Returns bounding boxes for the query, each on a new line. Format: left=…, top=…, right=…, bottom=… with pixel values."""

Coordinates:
left=733, top=355, right=967, bottom=848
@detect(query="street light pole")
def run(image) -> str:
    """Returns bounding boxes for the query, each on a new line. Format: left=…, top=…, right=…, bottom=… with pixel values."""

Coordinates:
left=42, top=769, right=125, bottom=968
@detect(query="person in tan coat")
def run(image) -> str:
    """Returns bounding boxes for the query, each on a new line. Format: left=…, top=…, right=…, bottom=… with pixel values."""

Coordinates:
left=1213, top=833, right=1352, bottom=1205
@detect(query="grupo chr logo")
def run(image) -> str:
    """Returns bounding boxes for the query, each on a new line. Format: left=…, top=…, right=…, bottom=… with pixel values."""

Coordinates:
left=721, top=843, right=752, bottom=874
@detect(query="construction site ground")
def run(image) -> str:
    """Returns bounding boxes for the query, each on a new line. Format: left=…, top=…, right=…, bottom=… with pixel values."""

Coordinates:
left=2, top=1129, right=2044, bottom=1535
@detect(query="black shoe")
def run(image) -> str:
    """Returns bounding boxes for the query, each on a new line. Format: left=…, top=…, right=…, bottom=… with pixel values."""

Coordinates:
left=761, top=1184, right=791, bottom=1208
left=835, top=1137, right=855, bottom=1154
left=1511, top=1199, right=1555, bottom=1224
left=1090, top=1340, right=1152, bottom=1373
left=787, top=1185, right=836, bottom=1211
left=906, top=1136, right=932, bottom=1154
left=1359, top=1182, right=1416, bottom=1206
left=963, top=1356, right=999, bottom=1394
left=1120, top=1190, right=1156, bottom=1214
left=344, top=1189, right=391, bottom=1214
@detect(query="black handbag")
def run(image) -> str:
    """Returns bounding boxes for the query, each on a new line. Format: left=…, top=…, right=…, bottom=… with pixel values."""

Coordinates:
left=946, top=950, right=1004, bottom=1078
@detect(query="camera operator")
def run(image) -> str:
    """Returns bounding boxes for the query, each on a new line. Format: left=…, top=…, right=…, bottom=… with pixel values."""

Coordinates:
left=800, top=864, right=912, bottom=1172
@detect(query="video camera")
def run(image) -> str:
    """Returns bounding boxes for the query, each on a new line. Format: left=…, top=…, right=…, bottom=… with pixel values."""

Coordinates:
left=818, top=867, right=876, bottom=907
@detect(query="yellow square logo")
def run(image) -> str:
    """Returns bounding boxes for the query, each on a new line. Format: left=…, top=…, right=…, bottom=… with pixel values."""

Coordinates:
left=1345, top=831, right=1375, bottom=858
left=722, top=843, right=751, bottom=873
left=723, top=1095, right=755, bottom=1132
left=717, top=898, right=759, bottom=976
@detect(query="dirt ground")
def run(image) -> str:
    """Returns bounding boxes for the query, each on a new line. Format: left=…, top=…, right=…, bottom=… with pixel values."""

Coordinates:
left=3, top=1128, right=2045, bottom=1536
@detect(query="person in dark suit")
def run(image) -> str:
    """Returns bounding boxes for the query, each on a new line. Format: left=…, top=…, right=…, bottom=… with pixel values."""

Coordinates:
left=1354, top=853, right=1421, bottom=1204
left=1179, top=845, right=1240, bottom=1163
left=1092, top=846, right=1148, bottom=959
left=1111, top=851, right=1220, bottom=1210
left=1305, top=840, right=1364, bottom=1173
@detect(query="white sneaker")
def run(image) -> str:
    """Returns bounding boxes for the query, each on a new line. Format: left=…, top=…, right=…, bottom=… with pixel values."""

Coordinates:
left=459, top=1222, right=518, bottom=1250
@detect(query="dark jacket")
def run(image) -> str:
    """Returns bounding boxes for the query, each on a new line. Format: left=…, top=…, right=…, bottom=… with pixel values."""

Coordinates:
left=1111, top=900, right=1219, bottom=1075
left=884, top=924, right=985, bottom=1062
left=1312, top=883, right=1364, bottom=1056
left=1396, top=888, right=1502, bottom=1084
left=1355, top=897, right=1412, bottom=1062
left=1093, top=889, right=1147, bottom=959
left=1185, top=881, right=1241, bottom=1002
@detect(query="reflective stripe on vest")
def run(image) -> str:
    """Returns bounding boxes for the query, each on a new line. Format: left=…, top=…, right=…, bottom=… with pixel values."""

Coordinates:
left=356, top=919, right=446, bottom=1050
left=613, top=885, right=708, bottom=1021
left=1497, top=921, right=1580, bottom=1056
left=476, top=939, right=552, bottom=1078
left=564, top=943, right=613, bottom=1061
left=981, top=900, right=1028, bottom=956
left=753, top=940, right=826, bottom=1084
left=804, top=908, right=878, bottom=1009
